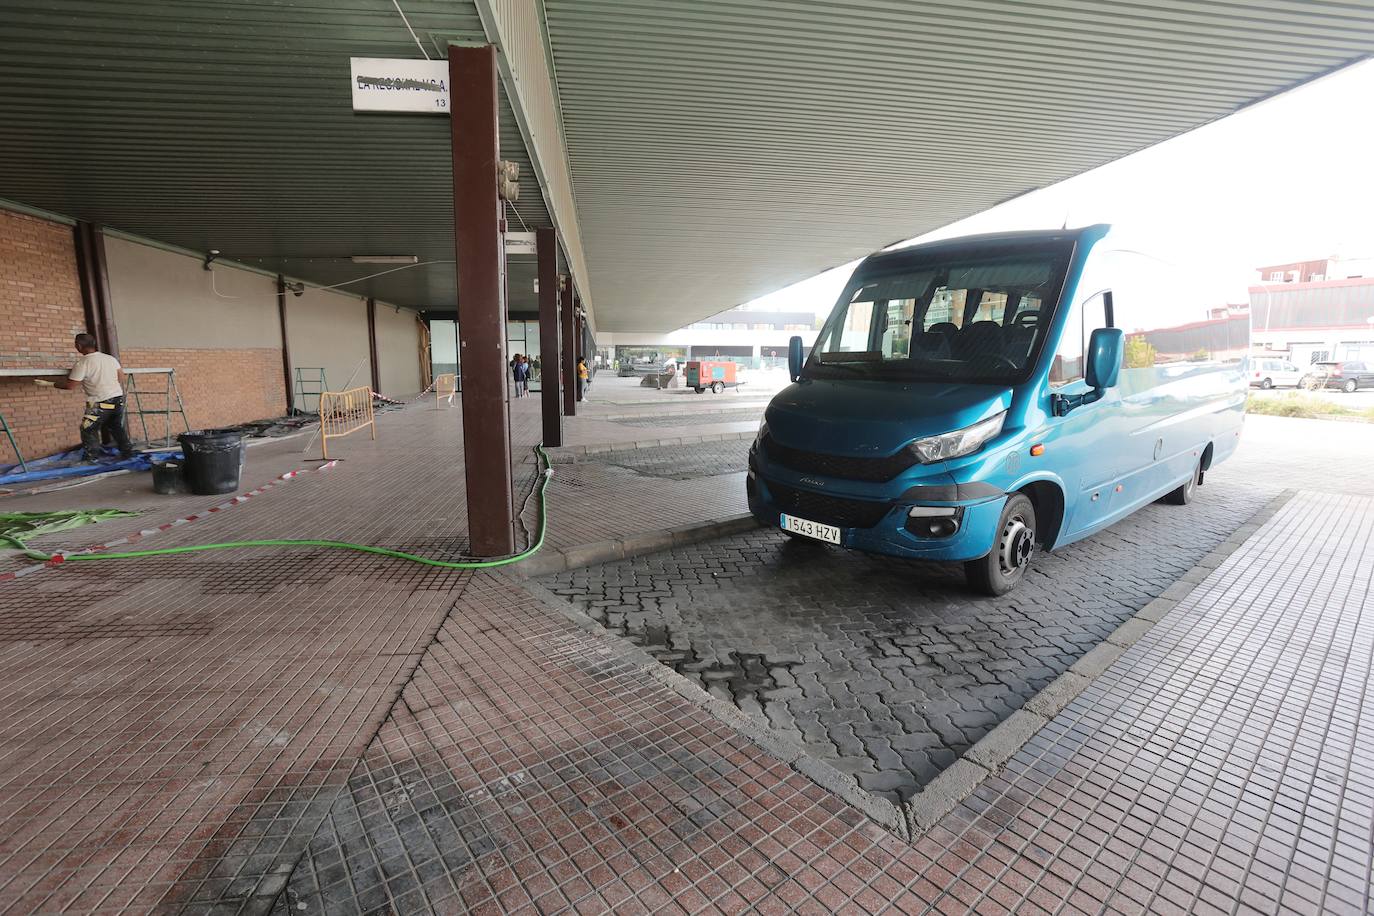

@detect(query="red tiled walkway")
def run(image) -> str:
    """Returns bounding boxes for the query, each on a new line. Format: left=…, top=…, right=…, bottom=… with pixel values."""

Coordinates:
left=273, top=490, right=1373, bottom=915
left=1, top=394, right=1371, bottom=914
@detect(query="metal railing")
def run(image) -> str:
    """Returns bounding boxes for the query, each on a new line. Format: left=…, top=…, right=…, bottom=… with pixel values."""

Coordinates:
left=318, top=386, right=376, bottom=459
left=433, top=373, right=459, bottom=409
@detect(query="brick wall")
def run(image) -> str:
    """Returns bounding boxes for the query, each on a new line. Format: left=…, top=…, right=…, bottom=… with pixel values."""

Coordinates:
left=0, top=209, right=86, bottom=463
left=119, top=347, right=287, bottom=443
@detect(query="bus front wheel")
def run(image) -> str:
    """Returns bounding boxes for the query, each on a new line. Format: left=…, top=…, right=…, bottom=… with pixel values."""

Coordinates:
left=965, top=494, right=1036, bottom=596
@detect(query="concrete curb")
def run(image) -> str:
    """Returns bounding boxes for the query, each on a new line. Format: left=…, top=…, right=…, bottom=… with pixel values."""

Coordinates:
left=513, top=512, right=762, bottom=578
left=544, top=430, right=754, bottom=461
left=898, top=487, right=1296, bottom=838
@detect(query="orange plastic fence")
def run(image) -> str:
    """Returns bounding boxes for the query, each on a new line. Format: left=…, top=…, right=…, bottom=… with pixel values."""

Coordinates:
left=319, top=386, right=376, bottom=458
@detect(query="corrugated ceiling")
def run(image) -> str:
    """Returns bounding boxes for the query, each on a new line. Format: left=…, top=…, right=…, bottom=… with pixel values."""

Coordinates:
left=2, top=1, right=1372, bottom=331
left=0, top=0, right=548, bottom=311
left=543, top=0, right=1374, bottom=331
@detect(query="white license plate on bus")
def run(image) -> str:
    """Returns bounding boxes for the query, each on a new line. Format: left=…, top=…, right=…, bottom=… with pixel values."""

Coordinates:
left=780, top=514, right=841, bottom=544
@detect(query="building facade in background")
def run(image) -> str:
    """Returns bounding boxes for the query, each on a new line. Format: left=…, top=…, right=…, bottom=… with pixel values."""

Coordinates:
left=597, top=306, right=818, bottom=368
left=1250, top=276, right=1374, bottom=366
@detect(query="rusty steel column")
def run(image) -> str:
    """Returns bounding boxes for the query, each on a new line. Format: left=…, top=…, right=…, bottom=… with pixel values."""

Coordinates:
left=560, top=278, right=577, bottom=417
left=536, top=226, right=563, bottom=446
left=277, top=275, right=295, bottom=414
left=366, top=297, right=381, bottom=394
left=73, top=222, right=119, bottom=358
left=450, top=44, right=515, bottom=557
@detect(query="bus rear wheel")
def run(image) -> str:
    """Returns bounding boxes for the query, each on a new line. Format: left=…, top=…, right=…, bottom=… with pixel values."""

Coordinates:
left=965, top=494, right=1036, bottom=596
left=1163, top=459, right=1201, bottom=505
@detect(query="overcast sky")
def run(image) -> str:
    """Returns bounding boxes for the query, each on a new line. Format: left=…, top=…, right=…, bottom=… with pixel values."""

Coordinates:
left=742, top=57, right=1374, bottom=316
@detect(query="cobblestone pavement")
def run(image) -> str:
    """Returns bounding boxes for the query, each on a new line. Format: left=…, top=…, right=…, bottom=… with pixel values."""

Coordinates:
left=546, top=475, right=1276, bottom=804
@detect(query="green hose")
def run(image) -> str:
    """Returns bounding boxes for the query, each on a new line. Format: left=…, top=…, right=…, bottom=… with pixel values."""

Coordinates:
left=32, top=445, right=553, bottom=570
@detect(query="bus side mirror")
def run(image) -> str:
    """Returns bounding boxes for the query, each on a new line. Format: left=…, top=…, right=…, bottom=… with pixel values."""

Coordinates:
left=788, top=336, right=804, bottom=381
left=1086, top=327, right=1124, bottom=392
left=1053, top=327, right=1123, bottom=417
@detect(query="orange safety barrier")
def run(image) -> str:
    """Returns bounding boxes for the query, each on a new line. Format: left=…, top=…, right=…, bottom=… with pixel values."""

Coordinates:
left=434, top=373, right=458, bottom=409
left=319, top=386, right=376, bottom=458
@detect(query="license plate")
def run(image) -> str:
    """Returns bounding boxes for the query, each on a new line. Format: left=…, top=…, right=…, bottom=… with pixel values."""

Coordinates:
left=780, top=514, right=841, bottom=544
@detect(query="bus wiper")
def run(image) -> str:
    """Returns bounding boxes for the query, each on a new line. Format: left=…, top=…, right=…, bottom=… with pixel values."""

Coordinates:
left=812, top=362, right=866, bottom=376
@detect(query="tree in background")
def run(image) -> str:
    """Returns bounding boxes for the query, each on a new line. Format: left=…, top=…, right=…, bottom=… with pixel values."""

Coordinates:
left=1124, top=334, right=1157, bottom=368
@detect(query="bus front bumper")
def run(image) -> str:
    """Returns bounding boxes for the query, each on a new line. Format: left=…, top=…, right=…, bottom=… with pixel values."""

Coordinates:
left=747, top=471, right=1005, bottom=563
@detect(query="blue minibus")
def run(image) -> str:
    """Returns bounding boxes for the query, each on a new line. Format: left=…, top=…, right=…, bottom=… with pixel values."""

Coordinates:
left=747, top=225, right=1248, bottom=594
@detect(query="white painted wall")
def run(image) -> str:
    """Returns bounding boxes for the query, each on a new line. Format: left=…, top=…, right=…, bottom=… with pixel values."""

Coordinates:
left=375, top=303, right=423, bottom=396
left=285, top=288, right=371, bottom=395
left=105, top=237, right=280, bottom=349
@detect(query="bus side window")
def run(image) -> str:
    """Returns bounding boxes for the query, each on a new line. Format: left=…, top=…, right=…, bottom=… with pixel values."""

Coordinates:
left=1049, top=291, right=1110, bottom=387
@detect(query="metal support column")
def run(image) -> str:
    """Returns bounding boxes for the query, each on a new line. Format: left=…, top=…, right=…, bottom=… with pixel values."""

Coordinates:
left=573, top=296, right=584, bottom=401
left=366, top=297, right=381, bottom=394
left=450, top=44, right=515, bottom=557
left=537, top=227, right=563, bottom=446
left=277, top=275, right=295, bottom=414
left=73, top=222, right=119, bottom=358
left=560, top=279, right=577, bottom=417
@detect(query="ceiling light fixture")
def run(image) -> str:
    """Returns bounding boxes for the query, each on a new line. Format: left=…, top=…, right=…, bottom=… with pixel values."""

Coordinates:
left=350, top=255, right=419, bottom=264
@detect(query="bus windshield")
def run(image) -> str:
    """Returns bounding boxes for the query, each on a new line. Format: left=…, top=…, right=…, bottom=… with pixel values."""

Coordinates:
left=806, top=243, right=1073, bottom=384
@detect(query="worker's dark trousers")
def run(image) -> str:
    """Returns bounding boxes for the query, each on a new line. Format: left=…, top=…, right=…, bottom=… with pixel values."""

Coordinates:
left=80, top=396, right=134, bottom=460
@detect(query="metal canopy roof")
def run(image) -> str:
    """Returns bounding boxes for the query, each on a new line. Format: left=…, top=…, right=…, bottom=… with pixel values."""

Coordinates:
left=2, top=1, right=1373, bottom=333
left=543, top=0, right=1374, bottom=332
left=0, top=0, right=549, bottom=311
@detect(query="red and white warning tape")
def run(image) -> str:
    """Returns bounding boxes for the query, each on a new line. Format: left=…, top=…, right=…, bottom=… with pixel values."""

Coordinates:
left=0, top=460, right=340, bottom=582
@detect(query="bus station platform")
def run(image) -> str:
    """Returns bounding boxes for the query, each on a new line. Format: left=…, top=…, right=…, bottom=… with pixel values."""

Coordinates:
left=0, top=382, right=1369, bottom=914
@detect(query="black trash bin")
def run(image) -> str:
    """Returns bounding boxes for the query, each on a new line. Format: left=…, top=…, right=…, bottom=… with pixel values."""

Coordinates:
left=150, top=458, right=187, bottom=495
left=177, top=429, right=244, bottom=495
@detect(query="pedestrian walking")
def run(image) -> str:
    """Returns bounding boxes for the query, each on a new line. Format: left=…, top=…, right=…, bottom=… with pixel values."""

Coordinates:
left=516, top=355, right=531, bottom=397
left=577, top=357, right=590, bottom=401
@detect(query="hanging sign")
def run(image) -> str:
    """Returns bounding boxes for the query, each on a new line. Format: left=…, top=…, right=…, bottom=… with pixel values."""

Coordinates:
left=350, top=58, right=450, bottom=113
left=505, top=232, right=537, bottom=256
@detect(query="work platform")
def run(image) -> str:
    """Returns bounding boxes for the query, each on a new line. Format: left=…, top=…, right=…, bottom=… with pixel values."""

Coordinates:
left=0, top=382, right=1369, bottom=914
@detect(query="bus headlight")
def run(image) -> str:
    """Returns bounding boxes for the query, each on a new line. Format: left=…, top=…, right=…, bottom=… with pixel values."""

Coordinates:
left=908, top=411, right=1005, bottom=464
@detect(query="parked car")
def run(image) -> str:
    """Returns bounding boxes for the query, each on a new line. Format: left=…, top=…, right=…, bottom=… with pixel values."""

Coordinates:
left=748, top=225, right=1246, bottom=595
left=1301, top=361, right=1374, bottom=393
left=1248, top=357, right=1304, bottom=389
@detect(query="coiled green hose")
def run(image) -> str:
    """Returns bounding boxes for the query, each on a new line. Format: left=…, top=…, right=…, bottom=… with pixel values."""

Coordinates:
left=33, top=445, right=552, bottom=570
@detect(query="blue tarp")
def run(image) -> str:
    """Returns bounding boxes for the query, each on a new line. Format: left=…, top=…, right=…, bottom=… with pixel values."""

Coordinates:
left=0, top=447, right=182, bottom=486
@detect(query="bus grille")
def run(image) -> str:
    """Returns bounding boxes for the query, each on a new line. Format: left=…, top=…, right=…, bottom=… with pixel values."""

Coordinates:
left=765, top=479, right=893, bottom=529
left=762, top=434, right=917, bottom=483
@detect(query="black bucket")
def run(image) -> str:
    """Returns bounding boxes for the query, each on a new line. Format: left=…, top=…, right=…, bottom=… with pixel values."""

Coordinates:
left=177, top=429, right=244, bottom=495
left=151, top=459, right=187, bottom=495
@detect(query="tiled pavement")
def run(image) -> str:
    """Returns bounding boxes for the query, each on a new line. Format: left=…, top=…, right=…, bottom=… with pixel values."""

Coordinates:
left=544, top=474, right=1276, bottom=804
left=267, top=488, right=1374, bottom=916
left=1, top=385, right=1372, bottom=913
